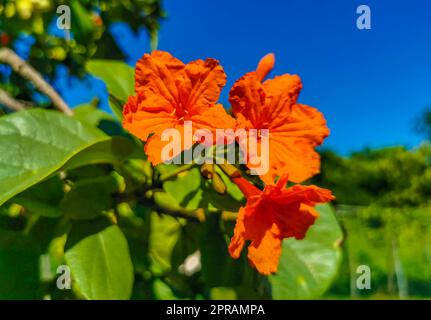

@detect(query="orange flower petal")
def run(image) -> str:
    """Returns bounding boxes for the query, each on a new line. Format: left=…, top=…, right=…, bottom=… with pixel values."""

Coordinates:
left=136, top=50, right=184, bottom=81
left=124, top=51, right=231, bottom=162
left=189, top=104, right=236, bottom=148
left=123, top=95, right=176, bottom=142
left=268, top=104, right=330, bottom=183
left=144, top=126, right=185, bottom=165
left=228, top=177, right=334, bottom=275
left=135, top=51, right=184, bottom=110
left=231, top=61, right=329, bottom=184
left=228, top=207, right=247, bottom=259
left=247, top=226, right=282, bottom=275
left=256, top=53, right=275, bottom=82
left=229, top=198, right=282, bottom=275
left=229, top=72, right=266, bottom=123
left=180, top=58, right=227, bottom=114
left=263, top=73, right=302, bottom=101
left=191, top=103, right=236, bottom=133
left=262, top=74, right=302, bottom=127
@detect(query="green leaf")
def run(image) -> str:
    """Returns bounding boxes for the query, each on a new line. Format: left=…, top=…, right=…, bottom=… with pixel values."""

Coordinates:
left=149, top=212, right=182, bottom=274
left=210, top=287, right=237, bottom=300
left=73, top=103, right=115, bottom=127
left=74, top=103, right=130, bottom=137
left=199, top=214, right=244, bottom=287
left=109, top=94, right=126, bottom=122
left=171, top=223, right=199, bottom=272
left=0, top=229, right=45, bottom=299
left=86, top=60, right=134, bottom=104
left=214, top=165, right=244, bottom=202
left=12, top=176, right=64, bottom=218
left=0, top=248, right=40, bottom=299
left=163, top=168, right=242, bottom=212
left=61, top=176, right=119, bottom=220
left=65, top=220, right=134, bottom=300
left=152, top=279, right=179, bottom=300
left=70, top=1, right=94, bottom=43
left=270, top=204, right=343, bottom=299
left=61, top=136, right=139, bottom=172
left=0, top=109, right=109, bottom=207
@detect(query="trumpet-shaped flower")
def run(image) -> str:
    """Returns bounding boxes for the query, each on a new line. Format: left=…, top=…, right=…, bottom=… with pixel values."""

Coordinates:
left=123, top=50, right=236, bottom=164
left=229, top=175, right=335, bottom=275
left=229, top=54, right=330, bottom=184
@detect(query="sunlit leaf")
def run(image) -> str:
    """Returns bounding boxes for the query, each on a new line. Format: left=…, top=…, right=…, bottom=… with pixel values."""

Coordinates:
left=270, top=204, right=343, bottom=299
left=61, top=176, right=119, bottom=220
left=148, top=212, right=182, bottom=274
left=0, top=109, right=109, bottom=206
left=65, top=220, right=134, bottom=300
left=62, top=136, right=139, bottom=171
left=86, top=60, right=134, bottom=105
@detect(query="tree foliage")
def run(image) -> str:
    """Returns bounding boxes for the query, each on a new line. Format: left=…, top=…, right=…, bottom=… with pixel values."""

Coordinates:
left=313, top=145, right=431, bottom=207
left=0, top=0, right=164, bottom=102
left=0, top=59, right=343, bottom=300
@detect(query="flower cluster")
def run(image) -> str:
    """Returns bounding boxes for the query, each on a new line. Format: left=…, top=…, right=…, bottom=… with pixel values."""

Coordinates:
left=123, top=50, right=334, bottom=275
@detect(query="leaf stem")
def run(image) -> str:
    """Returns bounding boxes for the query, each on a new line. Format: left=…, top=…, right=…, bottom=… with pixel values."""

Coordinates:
left=159, top=163, right=196, bottom=182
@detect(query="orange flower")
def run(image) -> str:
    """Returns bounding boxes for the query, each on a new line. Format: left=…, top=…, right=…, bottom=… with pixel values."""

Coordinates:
left=228, top=175, right=334, bottom=275
left=229, top=53, right=330, bottom=184
left=123, top=51, right=236, bottom=164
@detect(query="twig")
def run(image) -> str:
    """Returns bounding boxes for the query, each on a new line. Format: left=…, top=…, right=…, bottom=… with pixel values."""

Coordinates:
left=115, top=189, right=237, bottom=223
left=156, top=206, right=206, bottom=223
left=159, top=163, right=196, bottom=182
left=0, top=88, right=26, bottom=111
left=221, top=211, right=238, bottom=222
left=0, top=48, right=73, bottom=116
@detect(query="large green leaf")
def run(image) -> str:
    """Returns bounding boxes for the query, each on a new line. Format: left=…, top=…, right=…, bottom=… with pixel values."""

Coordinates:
left=70, top=1, right=94, bottom=43
left=0, top=248, right=40, bottom=299
left=270, top=204, right=343, bottom=299
left=73, top=103, right=115, bottom=127
left=0, top=109, right=109, bottom=206
left=61, top=136, right=139, bottom=171
left=149, top=212, right=182, bottom=274
left=86, top=60, right=134, bottom=104
left=73, top=103, right=130, bottom=137
left=11, top=176, right=64, bottom=218
left=65, top=220, right=134, bottom=300
left=171, top=223, right=199, bottom=273
left=61, top=176, right=119, bottom=220
left=0, top=229, right=41, bottom=299
left=199, top=214, right=244, bottom=287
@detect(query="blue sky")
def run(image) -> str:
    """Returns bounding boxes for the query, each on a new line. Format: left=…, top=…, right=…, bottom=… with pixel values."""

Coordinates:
left=63, top=0, right=431, bottom=154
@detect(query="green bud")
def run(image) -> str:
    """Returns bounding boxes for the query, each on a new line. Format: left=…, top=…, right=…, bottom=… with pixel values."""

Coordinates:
left=212, top=172, right=226, bottom=195
left=201, top=163, right=214, bottom=179
left=218, top=163, right=241, bottom=178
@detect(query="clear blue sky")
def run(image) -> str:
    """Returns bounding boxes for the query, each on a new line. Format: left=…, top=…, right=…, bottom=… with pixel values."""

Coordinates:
left=63, top=0, right=431, bottom=154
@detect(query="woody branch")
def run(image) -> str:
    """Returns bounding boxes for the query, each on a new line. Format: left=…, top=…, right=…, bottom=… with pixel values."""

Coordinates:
left=0, top=47, right=73, bottom=116
left=0, top=88, right=26, bottom=111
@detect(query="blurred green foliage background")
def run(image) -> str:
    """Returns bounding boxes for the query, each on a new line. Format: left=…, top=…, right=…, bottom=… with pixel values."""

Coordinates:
left=312, top=142, right=431, bottom=299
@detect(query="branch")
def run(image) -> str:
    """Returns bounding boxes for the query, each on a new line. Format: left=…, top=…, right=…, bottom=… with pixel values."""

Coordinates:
left=115, top=189, right=237, bottom=223
left=0, top=48, right=73, bottom=116
left=155, top=206, right=206, bottom=223
left=221, top=211, right=238, bottom=222
left=159, top=163, right=196, bottom=182
left=0, top=89, right=26, bottom=111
